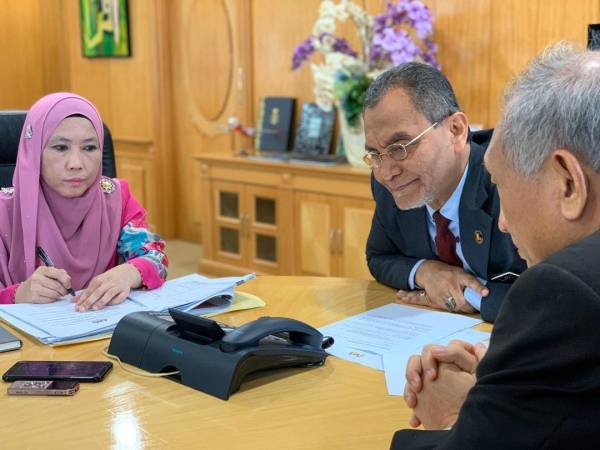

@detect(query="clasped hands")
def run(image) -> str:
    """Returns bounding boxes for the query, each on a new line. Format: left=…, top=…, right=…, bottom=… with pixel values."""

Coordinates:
left=397, top=260, right=488, bottom=313
left=403, top=339, right=487, bottom=430
left=15, top=263, right=142, bottom=311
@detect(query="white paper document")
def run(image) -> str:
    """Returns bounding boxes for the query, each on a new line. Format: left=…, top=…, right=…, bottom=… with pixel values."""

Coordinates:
left=0, top=273, right=255, bottom=345
left=383, top=328, right=491, bottom=396
left=0, top=297, right=144, bottom=339
left=318, top=303, right=482, bottom=372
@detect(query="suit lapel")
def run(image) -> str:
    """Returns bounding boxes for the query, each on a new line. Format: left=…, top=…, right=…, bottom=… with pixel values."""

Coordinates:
left=459, top=145, right=493, bottom=278
left=396, top=207, right=436, bottom=259
left=460, top=208, right=493, bottom=277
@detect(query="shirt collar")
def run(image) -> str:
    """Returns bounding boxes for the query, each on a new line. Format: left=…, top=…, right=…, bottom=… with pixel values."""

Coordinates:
left=426, top=162, right=470, bottom=222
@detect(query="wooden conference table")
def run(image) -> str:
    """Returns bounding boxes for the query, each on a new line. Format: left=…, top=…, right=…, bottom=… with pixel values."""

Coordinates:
left=0, top=276, right=490, bottom=449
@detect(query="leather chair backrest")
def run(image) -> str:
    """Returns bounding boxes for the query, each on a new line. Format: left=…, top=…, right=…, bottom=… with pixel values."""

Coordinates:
left=0, top=111, right=117, bottom=187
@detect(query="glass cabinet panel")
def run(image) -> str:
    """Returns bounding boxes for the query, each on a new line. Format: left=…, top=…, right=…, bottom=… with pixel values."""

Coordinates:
left=219, top=192, right=239, bottom=218
left=256, top=234, right=277, bottom=262
left=255, top=197, right=276, bottom=225
left=220, top=227, right=240, bottom=254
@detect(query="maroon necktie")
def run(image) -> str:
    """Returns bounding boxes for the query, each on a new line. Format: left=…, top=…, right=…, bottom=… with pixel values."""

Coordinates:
left=433, top=211, right=462, bottom=267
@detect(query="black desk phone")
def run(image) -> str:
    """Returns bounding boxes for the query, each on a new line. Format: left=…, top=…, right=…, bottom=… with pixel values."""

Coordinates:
left=108, top=310, right=333, bottom=400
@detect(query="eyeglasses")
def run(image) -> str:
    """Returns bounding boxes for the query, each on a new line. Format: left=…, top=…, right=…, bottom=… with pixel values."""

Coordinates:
left=363, top=122, right=439, bottom=169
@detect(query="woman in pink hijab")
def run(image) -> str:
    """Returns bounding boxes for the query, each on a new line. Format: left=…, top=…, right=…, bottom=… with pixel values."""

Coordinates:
left=0, top=93, right=167, bottom=310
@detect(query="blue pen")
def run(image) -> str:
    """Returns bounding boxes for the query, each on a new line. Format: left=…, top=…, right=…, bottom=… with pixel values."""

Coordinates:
left=36, top=246, right=77, bottom=297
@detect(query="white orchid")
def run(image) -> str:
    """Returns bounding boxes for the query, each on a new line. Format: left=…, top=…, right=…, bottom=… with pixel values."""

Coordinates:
left=319, top=0, right=338, bottom=17
left=313, top=16, right=336, bottom=35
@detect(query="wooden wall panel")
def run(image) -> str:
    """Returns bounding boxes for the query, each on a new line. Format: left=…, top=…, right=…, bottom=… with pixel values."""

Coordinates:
left=0, top=0, right=67, bottom=109
left=169, top=0, right=253, bottom=241
left=251, top=0, right=321, bottom=130
left=488, top=0, right=600, bottom=125
left=39, top=1, right=71, bottom=95
left=426, top=0, right=493, bottom=127
left=487, top=0, right=544, bottom=127
left=117, top=157, right=157, bottom=230
left=118, top=162, right=148, bottom=206
left=188, top=1, right=233, bottom=120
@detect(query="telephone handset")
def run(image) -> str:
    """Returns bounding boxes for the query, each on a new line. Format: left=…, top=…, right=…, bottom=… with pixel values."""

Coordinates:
left=220, top=316, right=332, bottom=352
left=169, top=308, right=333, bottom=351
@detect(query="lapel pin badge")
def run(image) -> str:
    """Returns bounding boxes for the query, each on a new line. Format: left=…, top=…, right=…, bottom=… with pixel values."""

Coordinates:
left=25, top=124, right=33, bottom=139
left=474, top=230, right=484, bottom=245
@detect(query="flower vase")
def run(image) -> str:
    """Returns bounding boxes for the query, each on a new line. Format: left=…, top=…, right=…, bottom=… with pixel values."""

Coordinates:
left=338, top=110, right=369, bottom=169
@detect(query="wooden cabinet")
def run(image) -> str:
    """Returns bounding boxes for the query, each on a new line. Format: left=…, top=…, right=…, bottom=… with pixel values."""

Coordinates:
left=211, top=181, right=293, bottom=274
left=196, top=154, right=374, bottom=279
left=295, top=194, right=373, bottom=278
left=338, top=197, right=377, bottom=278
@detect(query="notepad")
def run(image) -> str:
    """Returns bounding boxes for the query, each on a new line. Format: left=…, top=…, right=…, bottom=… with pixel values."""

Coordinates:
left=0, top=324, right=22, bottom=352
left=0, top=273, right=255, bottom=345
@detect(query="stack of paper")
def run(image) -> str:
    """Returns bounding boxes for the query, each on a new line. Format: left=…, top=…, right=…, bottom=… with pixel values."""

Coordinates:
left=318, top=303, right=490, bottom=396
left=0, top=273, right=255, bottom=345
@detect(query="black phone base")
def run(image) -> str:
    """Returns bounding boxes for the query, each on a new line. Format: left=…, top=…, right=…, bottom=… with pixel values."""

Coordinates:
left=108, top=312, right=330, bottom=400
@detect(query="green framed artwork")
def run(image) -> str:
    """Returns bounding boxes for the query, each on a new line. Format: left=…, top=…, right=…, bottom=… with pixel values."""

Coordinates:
left=80, top=0, right=131, bottom=57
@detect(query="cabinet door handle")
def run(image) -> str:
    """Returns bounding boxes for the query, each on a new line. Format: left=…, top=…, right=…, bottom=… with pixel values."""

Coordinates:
left=336, top=229, right=343, bottom=255
left=328, top=229, right=335, bottom=255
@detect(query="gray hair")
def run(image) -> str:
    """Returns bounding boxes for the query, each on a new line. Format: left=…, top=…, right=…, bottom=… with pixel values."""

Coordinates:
left=500, top=42, right=600, bottom=175
left=363, top=62, right=461, bottom=123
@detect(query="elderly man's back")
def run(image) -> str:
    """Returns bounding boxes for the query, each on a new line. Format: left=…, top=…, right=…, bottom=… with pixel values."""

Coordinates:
left=393, top=230, right=600, bottom=449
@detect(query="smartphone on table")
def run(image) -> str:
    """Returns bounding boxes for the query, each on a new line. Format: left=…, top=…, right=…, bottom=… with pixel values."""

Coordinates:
left=7, top=380, right=79, bottom=396
left=2, top=361, right=112, bottom=382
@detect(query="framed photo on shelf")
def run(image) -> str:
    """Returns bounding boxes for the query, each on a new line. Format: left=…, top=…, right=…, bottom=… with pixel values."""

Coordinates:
left=80, top=0, right=131, bottom=57
left=255, top=97, right=296, bottom=153
left=293, top=102, right=336, bottom=155
left=589, top=23, right=600, bottom=50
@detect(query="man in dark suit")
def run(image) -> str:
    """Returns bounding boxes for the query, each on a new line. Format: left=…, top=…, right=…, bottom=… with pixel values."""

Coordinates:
left=363, top=63, right=525, bottom=322
left=394, top=43, right=600, bottom=449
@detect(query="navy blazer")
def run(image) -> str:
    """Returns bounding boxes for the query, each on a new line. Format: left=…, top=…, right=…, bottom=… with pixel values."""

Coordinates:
left=366, top=130, right=525, bottom=322
left=391, top=230, right=600, bottom=449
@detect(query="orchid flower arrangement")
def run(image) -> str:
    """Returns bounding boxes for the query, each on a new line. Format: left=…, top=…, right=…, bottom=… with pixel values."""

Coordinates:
left=292, top=0, right=439, bottom=127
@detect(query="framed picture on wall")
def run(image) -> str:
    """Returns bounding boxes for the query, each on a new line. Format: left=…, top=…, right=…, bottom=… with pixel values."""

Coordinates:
left=80, top=0, right=131, bottom=57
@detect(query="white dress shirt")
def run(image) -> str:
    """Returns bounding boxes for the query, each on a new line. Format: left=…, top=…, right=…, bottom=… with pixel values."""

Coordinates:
left=407, top=163, right=487, bottom=310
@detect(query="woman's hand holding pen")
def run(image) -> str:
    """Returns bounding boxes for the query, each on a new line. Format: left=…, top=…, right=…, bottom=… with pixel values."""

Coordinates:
left=14, top=266, right=72, bottom=303
left=73, top=263, right=142, bottom=312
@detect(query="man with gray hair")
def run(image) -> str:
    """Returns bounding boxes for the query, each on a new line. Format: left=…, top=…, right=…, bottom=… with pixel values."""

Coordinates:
left=393, top=42, right=600, bottom=449
left=363, top=62, right=524, bottom=322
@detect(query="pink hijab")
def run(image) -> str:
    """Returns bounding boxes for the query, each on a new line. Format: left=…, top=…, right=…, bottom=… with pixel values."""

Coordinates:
left=0, top=93, right=122, bottom=290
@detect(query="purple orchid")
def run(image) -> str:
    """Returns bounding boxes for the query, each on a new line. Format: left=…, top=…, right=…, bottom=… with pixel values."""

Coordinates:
left=292, top=37, right=315, bottom=70
left=370, top=0, right=439, bottom=69
left=331, top=35, right=358, bottom=58
left=292, top=34, right=357, bottom=70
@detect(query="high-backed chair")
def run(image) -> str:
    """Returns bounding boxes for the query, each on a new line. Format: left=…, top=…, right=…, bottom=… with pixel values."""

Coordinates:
left=0, top=111, right=117, bottom=187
